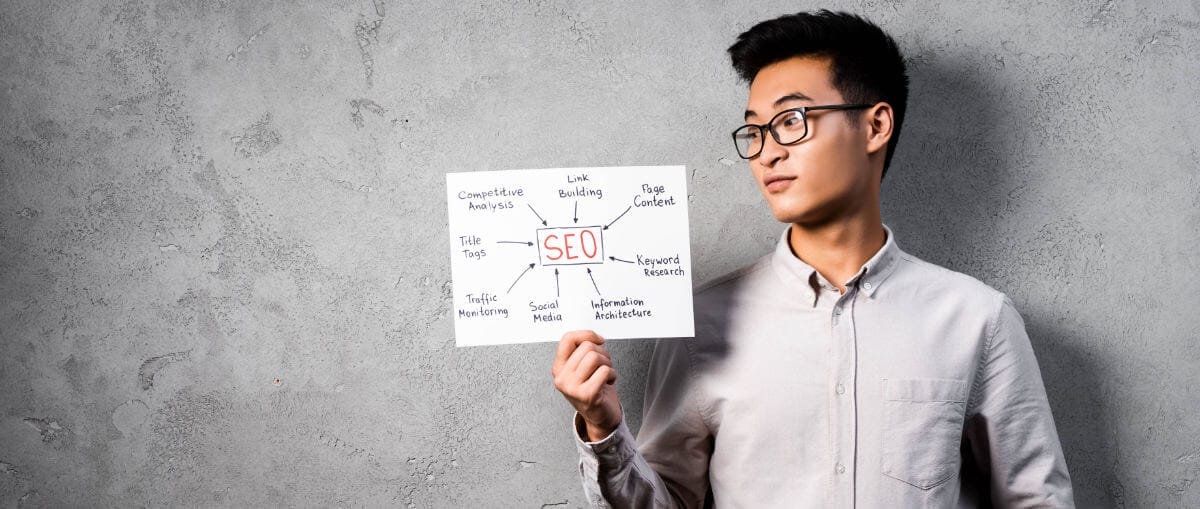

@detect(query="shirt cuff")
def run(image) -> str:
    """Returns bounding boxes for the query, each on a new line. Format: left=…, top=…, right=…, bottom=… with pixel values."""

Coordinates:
left=572, top=411, right=637, bottom=466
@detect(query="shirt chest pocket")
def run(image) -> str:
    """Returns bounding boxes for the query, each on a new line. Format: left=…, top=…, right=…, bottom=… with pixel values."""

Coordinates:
left=880, top=378, right=969, bottom=489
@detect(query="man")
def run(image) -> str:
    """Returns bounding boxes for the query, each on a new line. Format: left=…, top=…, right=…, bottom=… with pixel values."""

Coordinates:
left=551, top=10, right=1073, bottom=508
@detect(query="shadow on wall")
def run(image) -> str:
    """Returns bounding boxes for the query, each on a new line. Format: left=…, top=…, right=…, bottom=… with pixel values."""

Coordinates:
left=887, top=54, right=1119, bottom=506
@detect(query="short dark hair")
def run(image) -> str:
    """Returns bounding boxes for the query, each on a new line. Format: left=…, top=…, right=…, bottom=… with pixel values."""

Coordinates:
left=728, top=10, right=909, bottom=180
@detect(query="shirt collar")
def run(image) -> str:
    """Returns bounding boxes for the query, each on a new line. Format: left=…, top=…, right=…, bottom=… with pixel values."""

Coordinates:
left=771, top=223, right=903, bottom=306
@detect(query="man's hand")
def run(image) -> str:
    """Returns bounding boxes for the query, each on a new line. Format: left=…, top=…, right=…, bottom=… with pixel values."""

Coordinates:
left=552, top=330, right=623, bottom=442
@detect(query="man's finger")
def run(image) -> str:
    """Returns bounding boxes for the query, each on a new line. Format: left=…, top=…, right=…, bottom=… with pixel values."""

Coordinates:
left=554, top=330, right=604, bottom=370
left=564, top=340, right=610, bottom=377
left=574, top=349, right=613, bottom=383
left=582, top=365, right=618, bottom=395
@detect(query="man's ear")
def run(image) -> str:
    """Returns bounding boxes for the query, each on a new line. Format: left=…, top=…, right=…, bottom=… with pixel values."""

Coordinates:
left=864, top=102, right=894, bottom=157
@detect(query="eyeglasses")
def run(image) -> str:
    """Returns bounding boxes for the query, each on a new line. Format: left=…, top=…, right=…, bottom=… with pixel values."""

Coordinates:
left=731, top=103, right=873, bottom=159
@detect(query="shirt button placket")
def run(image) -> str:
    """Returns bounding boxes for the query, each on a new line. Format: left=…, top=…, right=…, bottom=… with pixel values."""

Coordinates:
left=832, top=290, right=857, bottom=508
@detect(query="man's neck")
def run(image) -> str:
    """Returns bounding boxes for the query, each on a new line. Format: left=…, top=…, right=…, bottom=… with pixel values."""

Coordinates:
left=788, top=214, right=887, bottom=294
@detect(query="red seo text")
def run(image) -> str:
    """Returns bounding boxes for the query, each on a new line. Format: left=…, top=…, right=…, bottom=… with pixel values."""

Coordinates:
left=537, top=226, right=605, bottom=266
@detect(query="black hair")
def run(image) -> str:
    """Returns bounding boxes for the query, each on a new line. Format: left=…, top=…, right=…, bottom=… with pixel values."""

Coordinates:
left=728, top=10, right=909, bottom=180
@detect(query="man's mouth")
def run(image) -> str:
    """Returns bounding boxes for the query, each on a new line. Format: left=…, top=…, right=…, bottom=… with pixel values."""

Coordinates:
left=763, top=174, right=797, bottom=193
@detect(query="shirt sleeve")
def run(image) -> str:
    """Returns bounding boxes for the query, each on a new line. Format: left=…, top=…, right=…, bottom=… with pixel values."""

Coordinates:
left=965, top=294, right=1075, bottom=507
left=572, top=338, right=714, bottom=508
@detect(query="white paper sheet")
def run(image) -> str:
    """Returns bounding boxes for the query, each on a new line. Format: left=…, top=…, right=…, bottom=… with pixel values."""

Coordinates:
left=445, top=166, right=694, bottom=347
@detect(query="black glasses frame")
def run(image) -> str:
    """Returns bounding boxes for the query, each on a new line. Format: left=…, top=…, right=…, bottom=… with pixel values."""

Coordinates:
left=731, top=103, right=874, bottom=159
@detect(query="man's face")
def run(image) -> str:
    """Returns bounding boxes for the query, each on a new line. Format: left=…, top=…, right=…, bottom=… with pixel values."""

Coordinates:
left=743, top=56, right=876, bottom=225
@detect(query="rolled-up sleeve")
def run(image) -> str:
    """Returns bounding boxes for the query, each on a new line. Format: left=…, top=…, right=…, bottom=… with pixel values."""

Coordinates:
left=965, top=294, right=1075, bottom=507
left=573, top=338, right=714, bottom=508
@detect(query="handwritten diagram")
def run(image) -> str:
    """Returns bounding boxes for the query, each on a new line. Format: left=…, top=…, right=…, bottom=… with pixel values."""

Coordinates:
left=445, top=166, right=694, bottom=347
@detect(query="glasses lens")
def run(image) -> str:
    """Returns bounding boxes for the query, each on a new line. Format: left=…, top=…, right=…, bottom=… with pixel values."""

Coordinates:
left=771, top=110, right=808, bottom=144
left=733, top=126, right=762, bottom=158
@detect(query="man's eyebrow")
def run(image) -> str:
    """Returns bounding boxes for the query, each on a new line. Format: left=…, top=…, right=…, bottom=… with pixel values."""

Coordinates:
left=744, top=92, right=814, bottom=120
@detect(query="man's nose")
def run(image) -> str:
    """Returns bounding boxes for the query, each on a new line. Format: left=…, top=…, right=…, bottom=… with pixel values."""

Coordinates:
left=758, top=131, right=788, bottom=167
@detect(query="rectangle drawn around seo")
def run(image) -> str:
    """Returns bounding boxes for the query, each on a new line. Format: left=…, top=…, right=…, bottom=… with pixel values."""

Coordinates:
left=445, top=166, right=695, bottom=346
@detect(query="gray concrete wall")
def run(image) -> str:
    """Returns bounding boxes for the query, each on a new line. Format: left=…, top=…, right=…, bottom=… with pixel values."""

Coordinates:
left=1, top=0, right=1197, bottom=506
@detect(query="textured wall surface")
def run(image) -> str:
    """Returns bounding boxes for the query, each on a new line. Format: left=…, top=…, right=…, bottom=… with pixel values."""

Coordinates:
left=1, top=0, right=1198, bottom=507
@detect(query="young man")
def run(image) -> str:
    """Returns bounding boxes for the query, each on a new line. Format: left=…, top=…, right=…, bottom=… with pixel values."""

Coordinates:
left=551, top=10, right=1073, bottom=508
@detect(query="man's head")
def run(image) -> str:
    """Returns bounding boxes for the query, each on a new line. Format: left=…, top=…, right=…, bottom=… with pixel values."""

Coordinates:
left=728, top=10, right=908, bottom=225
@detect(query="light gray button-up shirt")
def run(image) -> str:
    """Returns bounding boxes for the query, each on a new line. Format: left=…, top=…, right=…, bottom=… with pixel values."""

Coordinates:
left=572, top=224, right=1074, bottom=508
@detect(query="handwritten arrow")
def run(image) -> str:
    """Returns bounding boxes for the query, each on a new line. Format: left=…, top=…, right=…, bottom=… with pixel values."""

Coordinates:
left=507, top=263, right=535, bottom=294
left=555, top=268, right=560, bottom=297
left=603, top=206, right=631, bottom=230
left=497, top=240, right=534, bottom=246
left=573, top=201, right=578, bottom=224
left=527, top=204, right=547, bottom=226
left=587, top=267, right=600, bottom=295
left=609, top=256, right=635, bottom=264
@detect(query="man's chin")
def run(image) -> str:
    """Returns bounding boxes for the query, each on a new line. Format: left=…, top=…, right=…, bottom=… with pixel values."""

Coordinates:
left=767, top=194, right=843, bottom=225
left=769, top=207, right=808, bottom=224
left=770, top=204, right=836, bottom=226
left=764, top=195, right=812, bottom=223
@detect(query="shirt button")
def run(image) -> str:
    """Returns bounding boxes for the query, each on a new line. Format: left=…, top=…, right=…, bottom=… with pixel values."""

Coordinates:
left=833, top=306, right=842, bottom=315
left=863, top=282, right=874, bottom=290
left=831, top=317, right=839, bottom=326
left=836, top=463, right=846, bottom=474
left=836, top=384, right=846, bottom=395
